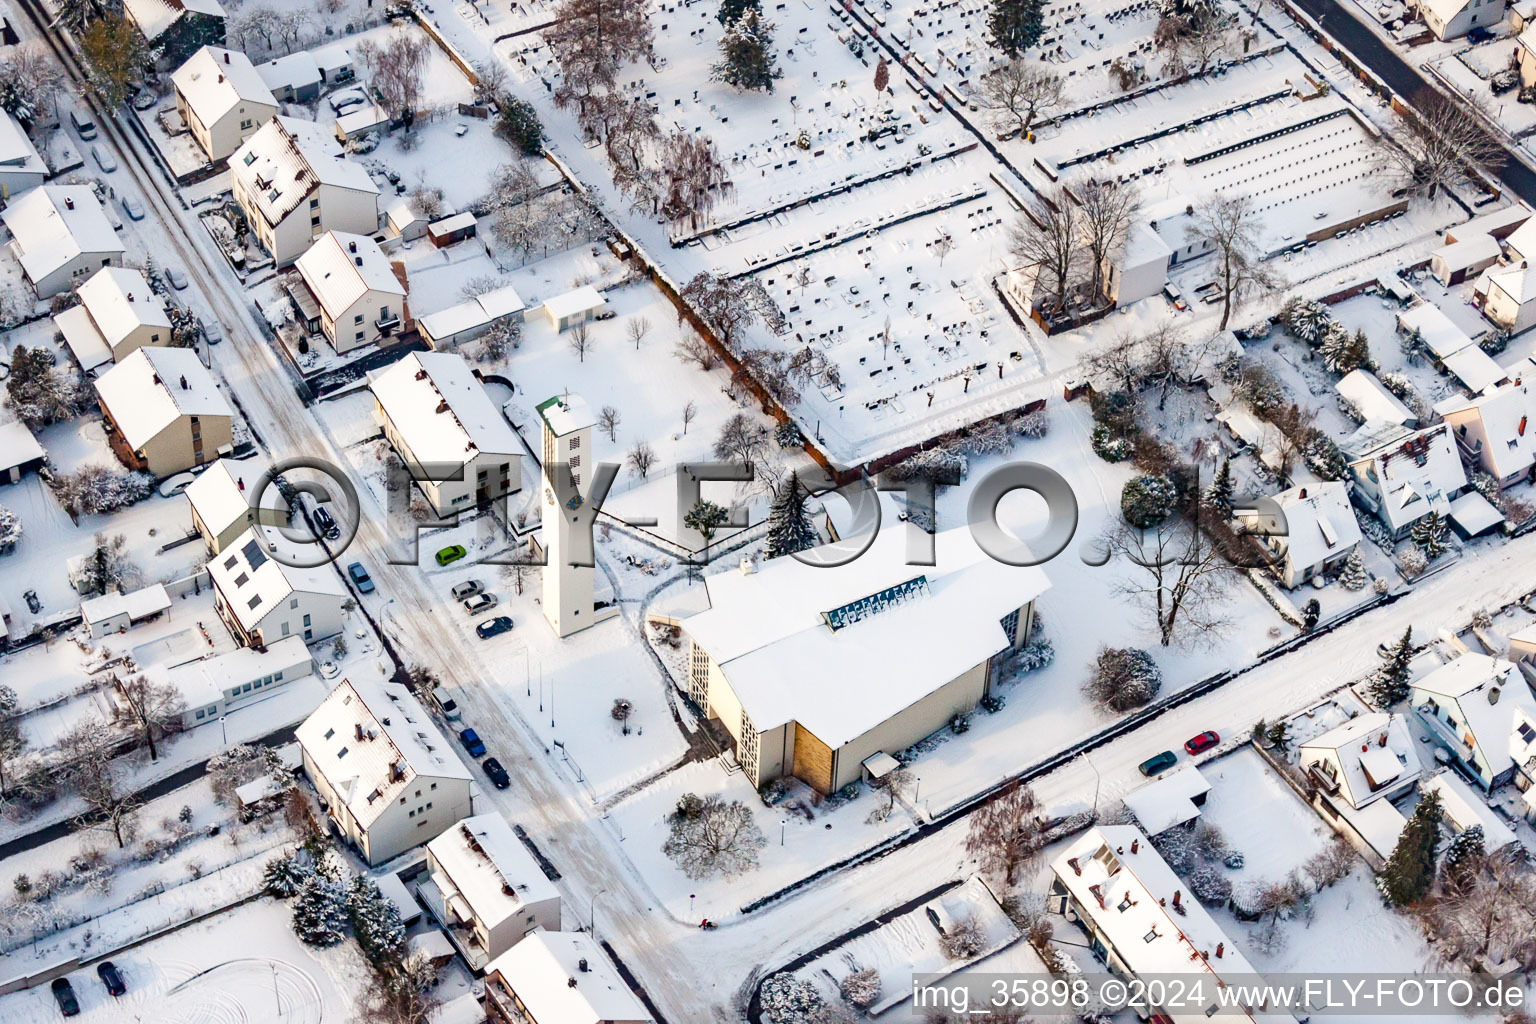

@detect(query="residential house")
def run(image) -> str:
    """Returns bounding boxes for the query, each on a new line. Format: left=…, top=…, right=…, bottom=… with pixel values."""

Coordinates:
left=1440, top=380, right=1536, bottom=487
left=2, top=185, right=125, bottom=298
left=293, top=230, right=407, bottom=353
left=1520, top=23, right=1536, bottom=87
left=207, top=526, right=347, bottom=647
left=418, top=283, right=524, bottom=351
left=95, top=347, right=233, bottom=477
left=368, top=352, right=522, bottom=517
left=1477, top=261, right=1536, bottom=335
left=1397, top=302, right=1475, bottom=362
left=0, top=107, right=46, bottom=198
left=0, top=420, right=45, bottom=485
left=1418, top=0, right=1503, bottom=39
left=483, top=933, right=652, bottom=1024
left=1344, top=422, right=1467, bottom=539
left=184, top=458, right=293, bottom=555
left=1101, top=221, right=1172, bottom=308
left=1411, top=652, right=1536, bottom=791
left=1299, top=712, right=1422, bottom=812
left=1335, top=369, right=1415, bottom=427
left=536, top=286, right=604, bottom=332
left=123, top=0, right=226, bottom=68
left=157, top=634, right=313, bottom=729
left=172, top=46, right=278, bottom=163
left=295, top=678, right=473, bottom=866
left=230, top=116, right=379, bottom=266
left=383, top=196, right=431, bottom=242
left=681, top=521, right=1049, bottom=794
left=55, top=266, right=173, bottom=373
left=1431, top=234, right=1502, bottom=286
left=1421, top=770, right=1519, bottom=851
left=1049, top=825, right=1296, bottom=1024
left=1235, top=481, right=1360, bottom=589
left=421, top=815, right=562, bottom=970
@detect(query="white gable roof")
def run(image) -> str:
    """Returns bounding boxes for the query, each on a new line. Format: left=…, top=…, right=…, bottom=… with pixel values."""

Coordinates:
left=1336, top=369, right=1413, bottom=426
left=295, top=230, right=403, bottom=321
left=427, top=815, right=560, bottom=928
left=1252, top=481, right=1360, bottom=573
left=1122, top=765, right=1210, bottom=835
left=206, top=526, right=346, bottom=632
left=543, top=285, right=603, bottom=321
left=485, top=933, right=651, bottom=1024
left=0, top=420, right=44, bottom=475
left=417, top=283, right=525, bottom=343
left=1508, top=213, right=1536, bottom=263
left=1420, top=0, right=1470, bottom=24
left=185, top=458, right=289, bottom=538
left=172, top=46, right=276, bottom=131
left=0, top=107, right=45, bottom=176
left=1446, top=379, right=1536, bottom=480
left=2, top=185, right=124, bottom=283
left=1347, top=423, right=1466, bottom=533
left=1422, top=771, right=1518, bottom=851
left=123, top=0, right=225, bottom=41
left=295, top=678, right=471, bottom=828
left=1398, top=303, right=1473, bottom=360
left=231, top=116, right=377, bottom=227
left=94, top=347, right=231, bottom=451
left=368, top=351, right=521, bottom=464
left=1414, top=653, right=1536, bottom=778
left=684, top=522, right=1049, bottom=746
left=256, top=50, right=322, bottom=94
left=76, top=266, right=171, bottom=348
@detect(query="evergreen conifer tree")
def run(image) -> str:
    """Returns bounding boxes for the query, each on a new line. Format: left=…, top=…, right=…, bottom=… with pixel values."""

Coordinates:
left=1369, top=627, right=1414, bottom=707
left=712, top=10, right=781, bottom=92
left=1378, top=790, right=1442, bottom=906
left=1410, top=511, right=1447, bottom=559
left=291, top=876, right=348, bottom=947
left=346, top=876, right=407, bottom=967
left=1338, top=547, right=1368, bottom=591
left=765, top=473, right=818, bottom=559
left=987, top=0, right=1046, bottom=57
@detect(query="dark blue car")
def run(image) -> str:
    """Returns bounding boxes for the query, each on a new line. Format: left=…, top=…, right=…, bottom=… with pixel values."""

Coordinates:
left=459, top=728, right=486, bottom=758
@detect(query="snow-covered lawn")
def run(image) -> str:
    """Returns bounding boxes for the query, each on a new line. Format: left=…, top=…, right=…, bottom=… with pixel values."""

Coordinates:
left=0, top=894, right=372, bottom=1024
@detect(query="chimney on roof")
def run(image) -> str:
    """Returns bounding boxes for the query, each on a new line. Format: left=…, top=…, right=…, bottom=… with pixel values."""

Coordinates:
left=237, top=476, right=245, bottom=491
left=355, top=256, right=363, bottom=267
left=218, top=74, right=224, bottom=84
left=414, top=368, right=427, bottom=380
left=355, top=722, right=366, bottom=742
left=1490, top=685, right=1502, bottom=705
left=152, top=374, right=161, bottom=386
left=64, top=196, right=74, bottom=210
left=739, top=556, right=756, bottom=575
left=1216, top=942, right=1224, bottom=958
left=349, top=240, right=357, bottom=253
left=567, top=978, right=578, bottom=989
left=1378, top=732, right=1387, bottom=747
left=1172, top=889, right=1182, bottom=909
left=1067, top=856, right=1080, bottom=876
left=224, top=51, right=230, bottom=64
left=578, top=958, right=589, bottom=973
left=127, top=293, right=134, bottom=302
left=179, top=375, right=189, bottom=390
left=436, top=400, right=449, bottom=414
left=1298, top=487, right=1307, bottom=499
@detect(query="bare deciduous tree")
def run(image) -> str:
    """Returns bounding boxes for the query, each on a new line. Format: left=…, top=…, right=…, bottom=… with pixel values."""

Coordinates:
left=661, top=793, right=766, bottom=879
left=980, top=60, right=1066, bottom=137
left=568, top=322, right=594, bottom=362
left=114, top=673, right=186, bottom=762
left=680, top=272, right=758, bottom=351
left=625, top=314, right=651, bottom=349
left=626, top=439, right=657, bottom=478
left=682, top=398, right=698, bottom=434
left=1374, top=89, right=1504, bottom=201
left=545, top=0, right=654, bottom=113
left=597, top=403, right=621, bottom=441
left=675, top=334, right=719, bottom=371
left=1103, top=516, right=1236, bottom=646
left=1076, top=178, right=1138, bottom=303
left=355, top=30, right=430, bottom=123
left=659, top=132, right=734, bottom=230
left=1009, top=189, right=1082, bottom=315
left=1185, top=192, right=1278, bottom=331
left=714, top=412, right=771, bottom=470
left=965, top=783, right=1043, bottom=885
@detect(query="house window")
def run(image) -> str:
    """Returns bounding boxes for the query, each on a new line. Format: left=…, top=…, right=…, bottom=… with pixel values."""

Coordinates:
left=303, top=614, right=312, bottom=627
left=569, top=436, right=580, bottom=450
left=355, top=331, right=364, bottom=341
left=569, top=455, right=581, bottom=468
left=196, top=709, right=205, bottom=720
left=290, top=598, right=298, bottom=609
left=240, top=118, right=254, bottom=129
left=430, top=783, right=436, bottom=790
left=354, top=314, right=364, bottom=324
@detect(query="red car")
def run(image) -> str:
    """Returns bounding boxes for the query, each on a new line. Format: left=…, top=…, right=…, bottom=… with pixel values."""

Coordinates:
left=1184, top=731, right=1219, bottom=755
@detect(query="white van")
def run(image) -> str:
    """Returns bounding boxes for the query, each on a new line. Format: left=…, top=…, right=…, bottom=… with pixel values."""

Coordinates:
left=432, top=686, right=463, bottom=721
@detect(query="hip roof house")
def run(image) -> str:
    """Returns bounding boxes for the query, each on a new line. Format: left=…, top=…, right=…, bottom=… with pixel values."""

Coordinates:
left=681, top=522, right=1048, bottom=794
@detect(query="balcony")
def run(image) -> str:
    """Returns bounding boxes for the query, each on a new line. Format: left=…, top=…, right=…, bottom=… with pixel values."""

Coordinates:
left=375, top=314, right=401, bottom=334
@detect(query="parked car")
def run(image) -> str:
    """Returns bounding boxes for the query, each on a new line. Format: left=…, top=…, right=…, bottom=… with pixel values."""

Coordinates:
left=462, top=593, right=497, bottom=614
left=121, top=196, right=145, bottom=220
left=130, top=87, right=158, bottom=111
left=329, top=88, right=368, bottom=114
left=23, top=589, right=41, bottom=613
left=435, top=544, right=467, bottom=566
left=432, top=686, right=463, bottom=721
left=346, top=562, right=374, bottom=593
left=312, top=505, right=339, bottom=540
left=482, top=756, right=510, bottom=789
left=92, top=144, right=116, bottom=172
left=97, top=961, right=126, bottom=997
left=1468, top=25, right=1493, bottom=44
left=199, top=317, right=223, bottom=344
left=51, top=978, right=79, bottom=1017
left=1183, top=731, right=1220, bottom=756
left=458, top=727, right=486, bottom=758
left=165, top=266, right=189, bottom=290
left=69, top=109, right=96, bottom=139
left=1137, top=750, right=1178, bottom=777
left=475, top=616, right=514, bottom=639
left=450, top=579, right=483, bottom=601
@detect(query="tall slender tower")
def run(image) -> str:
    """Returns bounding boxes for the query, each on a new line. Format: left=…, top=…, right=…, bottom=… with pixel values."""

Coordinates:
left=537, top=393, right=595, bottom=638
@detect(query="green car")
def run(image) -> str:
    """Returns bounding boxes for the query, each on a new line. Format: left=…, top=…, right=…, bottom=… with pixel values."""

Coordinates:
left=1138, top=750, right=1178, bottom=777
left=435, top=544, right=467, bottom=566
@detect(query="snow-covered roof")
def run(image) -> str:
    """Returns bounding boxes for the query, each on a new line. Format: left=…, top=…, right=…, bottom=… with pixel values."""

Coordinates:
left=123, top=0, right=225, bottom=41
left=1449, top=489, right=1504, bottom=536
left=374, top=872, right=420, bottom=925
left=1443, top=345, right=1507, bottom=394
left=1442, top=379, right=1536, bottom=481
left=1487, top=262, right=1536, bottom=306
left=427, top=815, right=559, bottom=931
left=536, top=392, right=593, bottom=437
left=1511, top=706, right=1536, bottom=779
left=295, top=230, right=404, bottom=322
left=1120, top=220, right=1172, bottom=269
left=1122, top=765, right=1210, bottom=835
left=1398, top=303, right=1474, bottom=360
left=684, top=521, right=1049, bottom=746
left=231, top=116, right=377, bottom=228
left=206, top=526, right=346, bottom=632
left=2, top=185, right=124, bottom=284
left=418, top=283, right=525, bottom=343
left=485, top=932, right=651, bottom=1024
left=1419, top=0, right=1470, bottom=25
left=94, top=347, right=232, bottom=452
left=1243, top=481, right=1359, bottom=573
left=1352, top=797, right=1408, bottom=855
left=542, top=285, right=604, bottom=321
left=0, top=420, right=44, bottom=474
left=172, top=46, right=276, bottom=132
left=1507, top=215, right=1536, bottom=262
left=75, top=266, right=171, bottom=349
left=369, top=352, right=521, bottom=465
left=1454, top=205, right=1532, bottom=246
left=1336, top=369, right=1413, bottom=426
left=1052, top=826, right=1295, bottom=1023
left=1298, top=712, right=1418, bottom=810
left=1421, top=771, right=1518, bottom=851
left=185, top=458, right=288, bottom=538
left=295, top=678, right=471, bottom=829
left=81, top=582, right=171, bottom=627
left=1413, top=653, right=1536, bottom=777
left=0, top=107, right=45, bottom=177
left=169, top=634, right=311, bottom=709
left=1346, top=423, right=1466, bottom=533
left=335, top=102, right=389, bottom=137
left=256, top=51, right=321, bottom=95
left=1433, top=234, right=1501, bottom=275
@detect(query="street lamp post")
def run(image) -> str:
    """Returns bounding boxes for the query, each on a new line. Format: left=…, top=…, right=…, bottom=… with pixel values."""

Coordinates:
left=780, top=819, right=787, bottom=846
left=590, top=889, right=608, bottom=941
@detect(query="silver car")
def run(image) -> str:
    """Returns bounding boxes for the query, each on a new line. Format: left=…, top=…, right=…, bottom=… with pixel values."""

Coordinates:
left=462, top=593, right=497, bottom=614
left=451, top=580, right=483, bottom=601
left=92, top=144, right=117, bottom=173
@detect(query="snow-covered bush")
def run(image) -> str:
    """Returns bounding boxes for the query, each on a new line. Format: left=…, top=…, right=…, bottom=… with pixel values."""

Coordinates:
left=54, top=466, right=153, bottom=517
left=1398, top=544, right=1427, bottom=577
left=1278, top=296, right=1332, bottom=345
left=1120, top=474, right=1179, bottom=528
left=760, top=975, right=828, bottom=1024
left=1015, top=638, right=1055, bottom=673
left=1090, top=423, right=1132, bottom=463
left=1013, top=408, right=1050, bottom=438
left=0, top=504, right=20, bottom=552
left=1378, top=371, right=1415, bottom=401
left=1084, top=647, right=1162, bottom=713
left=1353, top=505, right=1393, bottom=549
left=886, top=445, right=969, bottom=485
left=1188, top=864, right=1233, bottom=904
left=839, top=966, right=881, bottom=1008
left=939, top=914, right=987, bottom=960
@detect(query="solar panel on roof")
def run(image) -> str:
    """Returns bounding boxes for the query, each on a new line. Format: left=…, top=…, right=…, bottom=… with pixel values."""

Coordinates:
left=242, top=538, right=267, bottom=570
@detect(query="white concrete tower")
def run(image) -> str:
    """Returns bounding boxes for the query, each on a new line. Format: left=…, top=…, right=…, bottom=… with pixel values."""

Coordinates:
left=538, top=393, right=595, bottom=638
